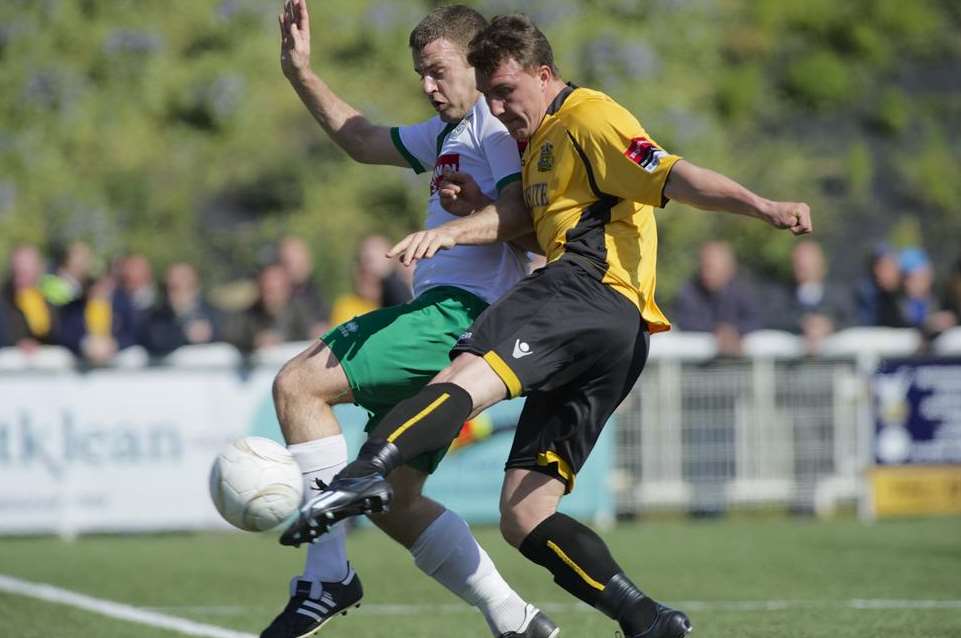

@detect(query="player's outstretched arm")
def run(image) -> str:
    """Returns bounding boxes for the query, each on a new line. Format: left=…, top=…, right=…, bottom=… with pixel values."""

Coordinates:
left=279, top=0, right=405, bottom=167
left=439, top=173, right=544, bottom=255
left=389, top=180, right=534, bottom=265
left=664, top=159, right=813, bottom=235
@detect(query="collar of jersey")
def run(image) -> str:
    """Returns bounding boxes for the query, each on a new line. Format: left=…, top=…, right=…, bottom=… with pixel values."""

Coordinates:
left=546, top=82, right=578, bottom=115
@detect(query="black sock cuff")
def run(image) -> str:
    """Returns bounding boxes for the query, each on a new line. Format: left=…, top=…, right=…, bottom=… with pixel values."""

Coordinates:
left=519, top=512, right=622, bottom=608
left=366, top=382, right=473, bottom=464
left=517, top=515, right=656, bottom=632
left=357, top=438, right=401, bottom=475
left=518, top=512, right=560, bottom=562
left=519, top=512, right=596, bottom=561
left=427, top=382, right=474, bottom=416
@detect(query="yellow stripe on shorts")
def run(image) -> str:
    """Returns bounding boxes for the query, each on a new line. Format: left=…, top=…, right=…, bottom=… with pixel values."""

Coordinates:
left=537, top=451, right=576, bottom=493
left=482, top=351, right=522, bottom=398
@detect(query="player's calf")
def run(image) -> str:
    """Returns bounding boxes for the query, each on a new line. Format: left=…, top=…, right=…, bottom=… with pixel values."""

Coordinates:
left=517, top=512, right=691, bottom=637
left=366, top=466, right=443, bottom=549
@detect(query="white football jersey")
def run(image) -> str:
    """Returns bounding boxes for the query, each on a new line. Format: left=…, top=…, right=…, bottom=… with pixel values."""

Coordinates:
left=391, top=96, right=529, bottom=304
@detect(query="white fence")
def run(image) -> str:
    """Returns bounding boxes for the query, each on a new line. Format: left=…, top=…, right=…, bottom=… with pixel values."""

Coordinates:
left=2, top=326, right=960, bottom=534
left=616, top=358, right=866, bottom=516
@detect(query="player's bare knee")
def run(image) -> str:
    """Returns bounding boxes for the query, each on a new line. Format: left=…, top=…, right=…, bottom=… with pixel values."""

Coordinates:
left=271, top=360, right=300, bottom=406
left=499, top=512, right=525, bottom=548
left=499, top=504, right=538, bottom=547
left=274, top=352, right=346, bottom=407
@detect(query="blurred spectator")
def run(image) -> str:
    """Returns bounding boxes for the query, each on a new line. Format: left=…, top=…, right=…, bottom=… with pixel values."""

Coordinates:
left=57, top=273, right=136, bottom=366
left=40, top=240, right=95, bottom=306
left=114, top=253, right=158, bottom=341
left=899, top=248, right=933, bottom=327
left=0, top=299, right=10, bottom=347
left=382, top=266, right=414, bottom=307
left=1, top=244, right=57, bottom=352
left=227, top=263, right=313, bottom=353
left=361, top=234, right=413, bottom=308
left=278, top=235, right=331, bottom=338
left=672, top=241, right=760, bottom=356
left=899, top=248, right=955, bottom=340
left=854, top=244, right=908, bottom=327
left=941, top=257, right=961, bottom=325
left=329, top=235, right=410, bottom=325
left=141, top=262, right=224, bottom=356
left=766, top=240, right=852, bottom=353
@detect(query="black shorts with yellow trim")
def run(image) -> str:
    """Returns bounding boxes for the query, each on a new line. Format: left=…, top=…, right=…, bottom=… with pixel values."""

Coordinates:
left=451, top=257, right=650, bottom=493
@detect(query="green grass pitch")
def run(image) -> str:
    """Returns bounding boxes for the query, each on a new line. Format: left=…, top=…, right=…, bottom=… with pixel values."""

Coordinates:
left=1, top=517, right=959, bottom=637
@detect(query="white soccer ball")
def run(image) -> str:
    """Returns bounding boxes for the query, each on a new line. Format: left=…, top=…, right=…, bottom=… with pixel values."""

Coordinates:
left=209, top=436, right=303, bottom=532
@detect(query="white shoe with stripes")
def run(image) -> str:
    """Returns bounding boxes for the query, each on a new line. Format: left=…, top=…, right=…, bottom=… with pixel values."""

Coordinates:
left=260, top=568, right=363, bottom=638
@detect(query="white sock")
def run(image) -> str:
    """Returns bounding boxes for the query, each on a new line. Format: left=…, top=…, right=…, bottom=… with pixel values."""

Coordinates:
left=288, top=436, right=349, bottom=584
left=411, top=509, right=529, bottom=635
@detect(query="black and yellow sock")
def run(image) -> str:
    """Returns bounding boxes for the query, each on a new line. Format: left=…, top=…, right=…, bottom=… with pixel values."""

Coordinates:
left=519, top=513, right=657, bottom=634
left=339, top=383, right=473, bottom=479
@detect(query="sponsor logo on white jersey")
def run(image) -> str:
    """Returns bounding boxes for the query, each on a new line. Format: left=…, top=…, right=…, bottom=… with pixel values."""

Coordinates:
left=430, top=153, right=461, bottom=194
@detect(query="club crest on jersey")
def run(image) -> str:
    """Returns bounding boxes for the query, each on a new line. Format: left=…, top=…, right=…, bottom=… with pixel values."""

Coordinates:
left=448, top=112, right=472, bottom=140
left=625, top=137, right=666, bottom=173
left=537, top=142, right=554, bottom=172
left=431, top=153, right=460, bottom=194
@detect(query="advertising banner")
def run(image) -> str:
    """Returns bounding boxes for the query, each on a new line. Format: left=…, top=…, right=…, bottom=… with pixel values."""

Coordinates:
left=870, top=358, right=961, bottom=517
left=0, top=367, right=614, bottom=535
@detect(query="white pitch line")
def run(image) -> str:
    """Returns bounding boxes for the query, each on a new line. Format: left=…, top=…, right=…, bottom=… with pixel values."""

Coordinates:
left=0, top=574, right=257, bottom=638
left=849, top=599, right=961, bottom=610
left=145, top=599, right=961, bottom=617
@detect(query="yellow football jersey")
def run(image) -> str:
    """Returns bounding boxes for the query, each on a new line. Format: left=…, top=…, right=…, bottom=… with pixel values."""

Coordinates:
left=522, top=85, right=679, bottom=332
left=329, top=294, right=378, bottom=328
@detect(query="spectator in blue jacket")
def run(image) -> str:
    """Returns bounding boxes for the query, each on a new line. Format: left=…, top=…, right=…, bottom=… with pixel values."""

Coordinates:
left=899, top=248, right=956, bottom=344
left=854, top=243, right=908, bottom=328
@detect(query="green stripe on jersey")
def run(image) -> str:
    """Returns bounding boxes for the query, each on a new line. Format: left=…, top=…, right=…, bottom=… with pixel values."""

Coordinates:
left=390, top=127, right=426, bottom=174
left=496, top=172, right=521, bottom=193
left=436, top=122, right=457, bottom=156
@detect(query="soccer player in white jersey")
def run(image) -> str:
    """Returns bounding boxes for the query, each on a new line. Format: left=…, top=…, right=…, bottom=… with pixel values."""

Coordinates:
left=262, top=2, right=557, bottom=638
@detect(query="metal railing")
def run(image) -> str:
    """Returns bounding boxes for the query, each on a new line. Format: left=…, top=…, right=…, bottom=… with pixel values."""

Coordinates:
left=615, top=358, right=868, bottom=516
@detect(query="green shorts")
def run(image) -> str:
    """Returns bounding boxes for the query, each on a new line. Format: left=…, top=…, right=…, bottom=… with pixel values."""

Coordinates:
left=321, top=286, right=488, bottom=474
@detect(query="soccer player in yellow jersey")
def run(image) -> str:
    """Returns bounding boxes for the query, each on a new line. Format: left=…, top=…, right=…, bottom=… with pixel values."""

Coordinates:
left=284, top=14, right=812, bottom=638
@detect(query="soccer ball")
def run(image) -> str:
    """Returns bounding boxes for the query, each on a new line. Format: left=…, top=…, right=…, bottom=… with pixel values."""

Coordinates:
left=209, top=436, right=303, bottom=532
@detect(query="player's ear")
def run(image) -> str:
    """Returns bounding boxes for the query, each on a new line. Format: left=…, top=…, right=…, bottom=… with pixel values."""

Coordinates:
left=537, top=65, right=551, bottom=86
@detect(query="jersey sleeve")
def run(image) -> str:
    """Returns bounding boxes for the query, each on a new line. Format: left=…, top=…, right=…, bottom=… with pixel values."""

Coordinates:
left=567, top=99, right=680, bottom=210
left=479, top=118, right=522, bottom=197
left=390, top=117, right=443, bottom=174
